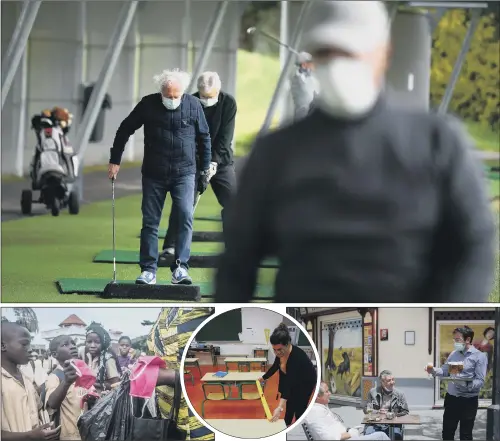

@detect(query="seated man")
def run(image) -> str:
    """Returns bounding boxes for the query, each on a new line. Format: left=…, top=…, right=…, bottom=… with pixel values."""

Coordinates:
left=161, top=71, right=237, bottom=255
left=364, top=370, right=409, bottom=440
left=306, top=382, right=390, bottom=440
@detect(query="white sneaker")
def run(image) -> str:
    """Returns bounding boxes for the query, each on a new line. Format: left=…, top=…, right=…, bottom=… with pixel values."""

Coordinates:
left=135, top=271, right=156, bottom=285
left=172, top=262, right=192, bottom=285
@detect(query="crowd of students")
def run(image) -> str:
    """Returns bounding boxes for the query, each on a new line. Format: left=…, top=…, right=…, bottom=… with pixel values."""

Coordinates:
left=1, top=321, right=145, bottom=440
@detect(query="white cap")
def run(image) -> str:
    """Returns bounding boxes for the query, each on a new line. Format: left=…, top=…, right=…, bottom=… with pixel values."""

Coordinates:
left=296, top=51, right=313, bottom=65
left=303, top=1, right=390, bottom=55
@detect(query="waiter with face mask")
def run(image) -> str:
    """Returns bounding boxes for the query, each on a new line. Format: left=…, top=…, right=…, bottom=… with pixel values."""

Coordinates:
left=427, top=326, right=488, bottom=440
left=214, top=1, right=495, bottom=303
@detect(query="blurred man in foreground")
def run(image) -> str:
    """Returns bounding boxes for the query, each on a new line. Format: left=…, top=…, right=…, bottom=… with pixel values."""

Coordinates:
left=161, top=72, right=237, bottom=256
left=290, top=52, right=318, bottom=120
left=215, top=1, right=495, bottom=303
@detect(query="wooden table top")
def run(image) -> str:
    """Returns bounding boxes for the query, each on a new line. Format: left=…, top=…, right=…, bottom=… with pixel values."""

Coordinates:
left=362, top=414, right=421, bottom=425
left=205, top=419, right=286, bottom=438
left=201, top=371, right=262, bottom=382
left=224, top=357, right=267, bottom=363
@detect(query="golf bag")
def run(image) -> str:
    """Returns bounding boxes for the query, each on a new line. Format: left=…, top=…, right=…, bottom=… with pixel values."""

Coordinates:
left=30, top=116, right=78, bottom=191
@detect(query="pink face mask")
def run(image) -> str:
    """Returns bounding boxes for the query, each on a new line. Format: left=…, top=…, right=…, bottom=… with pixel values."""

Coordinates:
left=71, top=359, right=96, bottom=389
left=129, top=356, right=166, bottom=399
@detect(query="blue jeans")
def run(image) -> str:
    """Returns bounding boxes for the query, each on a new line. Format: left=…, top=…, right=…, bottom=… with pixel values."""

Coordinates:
left=140, top=174, right=195, bottom=273
left=365, top=424, right=403, bottom=440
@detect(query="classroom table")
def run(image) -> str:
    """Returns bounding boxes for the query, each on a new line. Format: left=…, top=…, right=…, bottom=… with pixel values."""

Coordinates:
left=224, top=357, right=267, bottom=372
left=201, top=371, right=262, bottom=387
left=362, top=414, right=421, bottom=440
left=205, top=419, right=286, bottom=439
left=200, top=371, right=264, bottom=416
left=215, top=353, right=247, bottom=366
left=188, top=346, right=216, bottom=366
left=184, top=357, right=202, bottom=377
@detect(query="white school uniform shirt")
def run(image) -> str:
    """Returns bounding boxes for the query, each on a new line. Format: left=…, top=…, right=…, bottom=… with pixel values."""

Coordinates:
left=305, top=402, right=347, bottom=440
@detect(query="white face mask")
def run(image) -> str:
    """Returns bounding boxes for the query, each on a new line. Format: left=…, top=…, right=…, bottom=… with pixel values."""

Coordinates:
left=454, top=342, right=466, bottom=352
left=162, top=97, right=181, bottom=110
left=200, top=97, right=218, bottom=108
left=315, top=58, right=380, bottom=119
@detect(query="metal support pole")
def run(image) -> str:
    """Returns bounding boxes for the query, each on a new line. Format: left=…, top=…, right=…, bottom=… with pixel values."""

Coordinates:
left=258, top=0, right=312, bottom=136
left=74, top=0, right=88, bottom=123
left=126, top=15, right=141, bottom=163
left=437, top=8, right=481, bottom=114
left=2, top=1, right=31, bottom=75
left=14, top=45, right=29, bottom=177
left=187, top=1, right=230, bottom=93
left=181, top=0, right=192, bottom=72
left=278, top=1, right=290, bottom=124
left=388, top=1, right=400, bottom=24
left=486, top=307, right=500, bottom=441
left=75, top=1, right=138, bottom=196
left=429, top=8, right=447, bottom=34
left=1, top=1, right=41, bottom=109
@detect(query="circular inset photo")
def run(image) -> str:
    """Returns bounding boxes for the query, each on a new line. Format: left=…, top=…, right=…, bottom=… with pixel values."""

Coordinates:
left=181, top=306, right=320, bottom=439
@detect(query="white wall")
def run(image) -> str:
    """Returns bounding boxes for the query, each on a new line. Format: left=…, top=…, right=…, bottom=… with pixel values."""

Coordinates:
left=1, top=0, right=241, bottom=176
left=203, top=308, right=285, bottom=364
left=378, top=308, right=430, bottom=379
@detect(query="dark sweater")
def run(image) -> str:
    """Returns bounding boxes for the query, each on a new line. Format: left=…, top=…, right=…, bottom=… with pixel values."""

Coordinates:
left=262, top=345, right=316, bottom=401
left=110, top=93, right=211, bottom=179
left=215, top=97, right=496, bottom=303
left=193, top=90, right=237, bottom=166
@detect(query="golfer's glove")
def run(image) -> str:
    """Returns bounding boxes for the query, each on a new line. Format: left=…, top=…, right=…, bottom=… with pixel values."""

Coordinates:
left=208, top=162, right=218, bottom=180
left=198, top=170, right=210, bottom=194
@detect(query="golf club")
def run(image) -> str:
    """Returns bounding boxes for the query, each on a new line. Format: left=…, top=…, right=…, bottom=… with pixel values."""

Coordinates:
left=101, top=176, right=201, bottom=300
left=193, top=193, right=201, bottom=212
left=111, top=177, right=117, bottom=283
left=247, top=26, right=300, bottom=56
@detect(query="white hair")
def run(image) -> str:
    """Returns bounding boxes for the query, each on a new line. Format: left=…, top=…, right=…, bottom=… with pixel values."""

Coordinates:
left=197, top=71, right=222, bottom=94
left=153, top=69, right=191, bottom=94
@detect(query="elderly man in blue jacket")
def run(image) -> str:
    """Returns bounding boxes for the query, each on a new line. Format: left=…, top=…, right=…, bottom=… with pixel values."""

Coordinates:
left=108, top=69, right=211, bottom=286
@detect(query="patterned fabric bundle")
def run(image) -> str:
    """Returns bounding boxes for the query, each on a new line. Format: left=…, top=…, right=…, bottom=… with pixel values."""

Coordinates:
left=148, top=308, right=215, bottom=441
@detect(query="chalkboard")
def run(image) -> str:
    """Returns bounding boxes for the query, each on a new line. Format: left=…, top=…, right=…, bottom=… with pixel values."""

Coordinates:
left=298, top=330, right=310, bottom=346
left=196, top=308, right=242, bottom=342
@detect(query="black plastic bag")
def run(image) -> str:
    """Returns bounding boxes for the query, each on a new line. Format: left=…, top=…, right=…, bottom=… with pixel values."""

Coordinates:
left=78, top=371, right=186, bottom=441
left=78, top=378, right=131, bottom=441
left=128, top=370, right=186, bottom=441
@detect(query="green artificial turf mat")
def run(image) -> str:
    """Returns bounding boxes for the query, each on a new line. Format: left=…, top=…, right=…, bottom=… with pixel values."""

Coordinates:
left=140, top=229, right=224, bottom=241
left=93, top=249, right=279, bottom=267
left=56, top=278, right=274, bottom=299
left=195, top=215, right=221, bottom=222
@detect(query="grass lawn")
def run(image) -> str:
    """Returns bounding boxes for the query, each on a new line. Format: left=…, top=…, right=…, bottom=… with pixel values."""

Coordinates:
left=465, top=122, right=500, bottom=153
left=1, top=188, right=277, bottom=302
left=2, top=49, right=499, bottom=302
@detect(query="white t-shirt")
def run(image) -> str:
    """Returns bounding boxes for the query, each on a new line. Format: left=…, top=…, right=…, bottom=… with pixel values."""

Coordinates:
left=305, top=403, right=347, bottom=440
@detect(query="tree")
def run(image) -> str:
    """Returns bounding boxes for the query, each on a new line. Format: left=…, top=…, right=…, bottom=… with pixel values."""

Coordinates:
left=431, top=9, right=500, bottom=129
left=1, top=308, right=39, bottom=333
left=141, top=320, right=155, bottom=326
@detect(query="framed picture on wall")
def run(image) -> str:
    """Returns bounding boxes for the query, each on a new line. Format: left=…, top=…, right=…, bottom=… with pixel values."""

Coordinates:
left=405, top=331, right=415, bottom=345
left=434, top=320, right=495, bottom=407
left=320, top=315, right=363, bottom=400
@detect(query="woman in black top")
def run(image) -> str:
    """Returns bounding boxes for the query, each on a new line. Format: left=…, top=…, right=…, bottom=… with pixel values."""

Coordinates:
left=258, top=323, right=317, bottom=426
